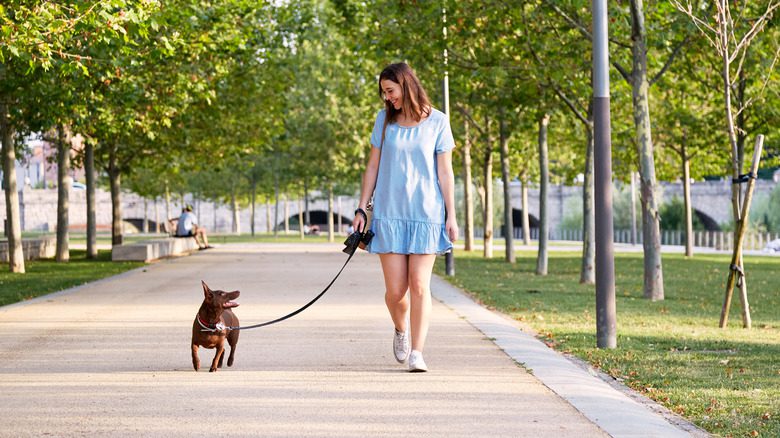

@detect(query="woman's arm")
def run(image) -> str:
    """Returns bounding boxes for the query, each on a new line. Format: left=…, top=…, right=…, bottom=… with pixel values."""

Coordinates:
left=353, top=146, right=381, bottom=232
left=437, top=150, right=459, bottom=241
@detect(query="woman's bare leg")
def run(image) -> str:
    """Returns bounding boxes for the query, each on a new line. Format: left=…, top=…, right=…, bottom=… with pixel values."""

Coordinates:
left=407, top=254, right=436, bottom=352
left=379, top=253, right=409, bottom=332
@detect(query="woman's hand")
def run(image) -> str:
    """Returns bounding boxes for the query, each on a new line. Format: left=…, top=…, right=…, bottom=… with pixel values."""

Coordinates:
left=446, top=216, right=459, bottom=242
left=353, top=208, right=368, bottom=233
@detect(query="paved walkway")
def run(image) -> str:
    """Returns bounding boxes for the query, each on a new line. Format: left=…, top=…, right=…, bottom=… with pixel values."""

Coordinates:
left=0, top=244, right=703, bottom=437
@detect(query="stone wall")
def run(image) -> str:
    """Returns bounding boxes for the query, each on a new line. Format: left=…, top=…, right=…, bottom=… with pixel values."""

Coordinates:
left=0, top=188, right=360, bottom=235
left=0, top=178, right=774, bottom=235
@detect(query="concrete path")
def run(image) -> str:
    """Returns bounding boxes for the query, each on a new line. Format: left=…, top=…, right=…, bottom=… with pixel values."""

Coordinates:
left=0, top=243, right=699, bottom=437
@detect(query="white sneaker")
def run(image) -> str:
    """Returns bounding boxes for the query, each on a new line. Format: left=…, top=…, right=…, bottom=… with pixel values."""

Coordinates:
left=408, top=350, right=428, bottom=372
left=393, top=329, right=410, bottom=363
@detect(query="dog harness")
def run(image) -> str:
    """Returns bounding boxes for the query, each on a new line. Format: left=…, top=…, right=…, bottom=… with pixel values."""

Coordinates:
left=197, top=315, right=226, bottom=333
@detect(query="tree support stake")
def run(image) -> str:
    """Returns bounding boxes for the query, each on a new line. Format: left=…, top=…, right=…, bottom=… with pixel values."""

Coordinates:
left=720, top=135, right=763, bottom=329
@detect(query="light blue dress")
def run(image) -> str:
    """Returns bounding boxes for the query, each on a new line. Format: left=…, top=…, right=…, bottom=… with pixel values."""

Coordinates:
left=367, top=108, right=455, bottom=255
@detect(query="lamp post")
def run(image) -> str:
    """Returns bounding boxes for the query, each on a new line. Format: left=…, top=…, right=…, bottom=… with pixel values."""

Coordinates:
left=443, top=4, right=454, bottom=276
left=592, top=0, right=617, bottom=348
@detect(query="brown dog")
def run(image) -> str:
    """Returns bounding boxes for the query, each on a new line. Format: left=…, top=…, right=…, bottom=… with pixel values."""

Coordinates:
left=191, top=281, right=240, bottom=372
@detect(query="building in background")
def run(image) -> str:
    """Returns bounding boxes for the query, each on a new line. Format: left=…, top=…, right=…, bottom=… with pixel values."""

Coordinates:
left=12, top=134, right=86, bottom=190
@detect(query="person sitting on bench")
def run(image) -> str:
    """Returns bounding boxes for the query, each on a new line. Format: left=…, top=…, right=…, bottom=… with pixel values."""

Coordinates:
left=176, top=205, right=212, bottom=250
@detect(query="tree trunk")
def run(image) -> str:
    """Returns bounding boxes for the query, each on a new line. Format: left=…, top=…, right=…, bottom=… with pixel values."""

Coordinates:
left=212, top=201, right=218, bottom=233
left=164, top=182, right=171, bottom=230
left=231, top=191, right=240, bottom=234
left=250, top=179, right=257, bottom=236
left=55, top=125, right=71, bottom=262
left=536, top=113, right=550, bottom=275
left=266, top=200, right=272, bottom=234
left=108, top=148, right=123, bottom=246
left=719, top=5, right=743, bottom=258
left=337, top=196, right=342, bottom=234
left=631, top=0, right=664, bottom=300
left=283, top=196, right=289, bottom=233
left=304, top=180, right=310, bottom=226
left=483, top=118, right=494, bottom=259
left=520, top=172, right=530, bottom=245
left=682, top=139, right=694, bottom=257
left=499, top=115, right=515, bottom=263
left=298, top=197, right=304, bottom=240
left=211, top=200, right=219, bottom=233
left=273, top=179, right=279, bottom=237
left=580, top=120, right=595, bottom=284
left=0, top=103, right=24, bottom=272
left=462, top=121, right=474, bottom=251
left=327, top=184, right=334, bottom=242
left=142, top=199, right=149, bottom=233
left=85, top=141, right=97, bottom=259
left=735, top=65, right=747, bottom=172
left=630, top=171, right=638, bottom=245
left=154, top=197, right=160, bottom=234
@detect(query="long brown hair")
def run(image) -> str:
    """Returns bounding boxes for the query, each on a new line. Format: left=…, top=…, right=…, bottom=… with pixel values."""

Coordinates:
left=378, top=62, right=432, bottom=125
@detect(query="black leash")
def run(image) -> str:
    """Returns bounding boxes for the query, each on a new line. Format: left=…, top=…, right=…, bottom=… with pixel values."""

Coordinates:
left=226, top=229, right=372, bottom=331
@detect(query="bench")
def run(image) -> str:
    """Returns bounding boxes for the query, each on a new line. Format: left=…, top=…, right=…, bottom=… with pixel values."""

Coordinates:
left=111, top=237, right=199, bottom=262
left=0, top=235, right=57, bottom=262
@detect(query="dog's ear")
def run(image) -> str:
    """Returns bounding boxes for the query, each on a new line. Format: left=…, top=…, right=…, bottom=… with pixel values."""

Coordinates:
left=202, top=281, right=212, bottom=300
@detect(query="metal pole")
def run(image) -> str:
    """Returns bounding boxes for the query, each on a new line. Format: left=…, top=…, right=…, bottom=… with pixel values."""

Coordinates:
left=443, top=4, right=454, bottom=276
left=592, top=0, right=617, bottom=349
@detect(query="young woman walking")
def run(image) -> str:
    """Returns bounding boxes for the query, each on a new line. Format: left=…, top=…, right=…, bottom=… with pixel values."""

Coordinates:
left=352, top=62, right=458, bottom=372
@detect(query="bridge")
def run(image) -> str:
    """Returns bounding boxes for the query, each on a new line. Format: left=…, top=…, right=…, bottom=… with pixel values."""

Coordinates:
left=1, top=179, right=776, bottom=236
left=518, top=179, right=777, bottom=233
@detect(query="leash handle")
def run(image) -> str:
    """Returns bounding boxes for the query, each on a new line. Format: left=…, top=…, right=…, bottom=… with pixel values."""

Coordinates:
left=226, top=249, right=356, bottom=331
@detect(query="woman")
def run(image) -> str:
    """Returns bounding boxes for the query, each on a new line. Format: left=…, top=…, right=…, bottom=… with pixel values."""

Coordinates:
left=352, top=62, right=458, bottom=372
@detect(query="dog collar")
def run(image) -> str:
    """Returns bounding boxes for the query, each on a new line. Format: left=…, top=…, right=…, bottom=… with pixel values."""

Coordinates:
left=197, top=316, right=226, bottom=332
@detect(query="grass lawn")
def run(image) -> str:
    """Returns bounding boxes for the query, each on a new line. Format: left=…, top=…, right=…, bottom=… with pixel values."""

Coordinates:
left=435, top=250, right=780, bottom=437
left=0, top=250, right=143, bottom=307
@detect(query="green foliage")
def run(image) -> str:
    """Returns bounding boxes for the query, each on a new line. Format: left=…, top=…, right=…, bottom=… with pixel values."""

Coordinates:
left=611, top=183, right=640, bottom=231
left=454, top=177, right=505, bottom=234
left=659, top=196, right=706, bottom=232
left=559, top=195, right=583, bottom=232
left=749, top=183, right=780, bottom=233
left=2, top=0, right=778, bottom=254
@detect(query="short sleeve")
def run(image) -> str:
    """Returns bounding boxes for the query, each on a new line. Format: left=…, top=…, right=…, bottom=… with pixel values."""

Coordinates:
left=369, top=110, right=386, bottom=149
left=435, top=115, right=456, bottom=154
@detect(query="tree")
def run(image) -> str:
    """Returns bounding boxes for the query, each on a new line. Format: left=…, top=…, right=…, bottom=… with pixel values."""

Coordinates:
left=544, top=0, right=689, bottom=301
left=525, top=2, right=597, bottom=284
left=672, top=0, right=780, bottom=327
left=0, top=2, right=136, bottom=271
left=652, top=44, right=728, bottom=257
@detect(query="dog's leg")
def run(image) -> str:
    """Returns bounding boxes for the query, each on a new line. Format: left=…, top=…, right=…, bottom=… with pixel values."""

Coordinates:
left=191, top=343, right=200, bottom=371
left=227, top=330, right=238, bottom=367
left=217, top=347, right=225, bottom=369
left=210, top=342, right=224, bottom=372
